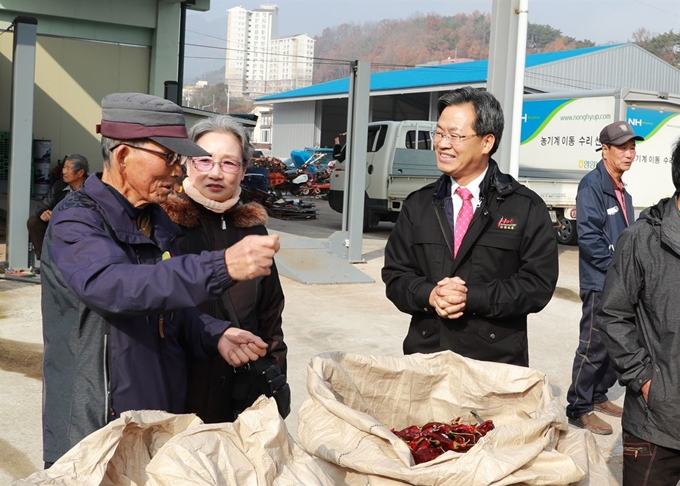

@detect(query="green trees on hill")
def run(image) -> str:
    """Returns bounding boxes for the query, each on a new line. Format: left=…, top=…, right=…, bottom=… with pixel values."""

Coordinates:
left=633, top=28, right=680, bottom=66
left=183, top=82, right=253, bottom=114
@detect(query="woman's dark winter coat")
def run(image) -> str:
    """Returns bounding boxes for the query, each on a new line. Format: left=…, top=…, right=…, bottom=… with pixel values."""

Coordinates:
left=163, top=191, right=287, bottom=422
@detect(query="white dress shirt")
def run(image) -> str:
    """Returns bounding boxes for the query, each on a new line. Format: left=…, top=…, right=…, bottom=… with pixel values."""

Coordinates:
left=450, top=165, right=488, bottom=227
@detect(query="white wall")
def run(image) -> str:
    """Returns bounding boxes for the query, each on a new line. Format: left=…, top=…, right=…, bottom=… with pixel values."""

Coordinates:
left=271, top=101, right=317, bottom=159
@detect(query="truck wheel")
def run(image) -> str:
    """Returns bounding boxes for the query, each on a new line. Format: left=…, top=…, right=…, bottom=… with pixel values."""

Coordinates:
left=556, top=217, right=578, bottom=246
left=363, top=209, right=380, bottom=232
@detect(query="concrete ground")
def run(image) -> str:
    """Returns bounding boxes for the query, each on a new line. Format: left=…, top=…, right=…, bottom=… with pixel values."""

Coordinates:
left=0, top=200, right=623, bottom=485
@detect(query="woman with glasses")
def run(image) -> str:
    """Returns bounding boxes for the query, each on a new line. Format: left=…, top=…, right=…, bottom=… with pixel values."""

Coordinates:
left=163, top=115, right=288, bottom=422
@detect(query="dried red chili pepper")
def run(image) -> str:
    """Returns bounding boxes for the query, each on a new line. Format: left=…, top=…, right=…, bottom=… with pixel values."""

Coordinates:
left=475, top=420, right=495, bottom=435
left=412, top=446, right=443, bottom=464
left=392, top=417, right=495, bottom=464
left=394, top=425, right=421, bottom=440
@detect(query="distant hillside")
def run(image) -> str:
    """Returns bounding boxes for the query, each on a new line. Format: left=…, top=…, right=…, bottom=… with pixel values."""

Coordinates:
left=312, top=12, right=597, bottom=84
left=186, top=66, right=226, bottom=86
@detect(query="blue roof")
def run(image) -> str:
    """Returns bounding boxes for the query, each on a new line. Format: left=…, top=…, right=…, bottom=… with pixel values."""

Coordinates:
left=257, top=43, right=626, bottom=102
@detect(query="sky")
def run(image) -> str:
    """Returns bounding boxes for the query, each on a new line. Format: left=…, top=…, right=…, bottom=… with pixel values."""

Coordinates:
left=190, top=0, right=680, bottom=44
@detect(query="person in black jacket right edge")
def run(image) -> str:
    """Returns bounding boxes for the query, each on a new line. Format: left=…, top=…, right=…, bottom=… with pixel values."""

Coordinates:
left=599, top=136, right=680, bottom=485
left=382, top=87, right=558, bottom=367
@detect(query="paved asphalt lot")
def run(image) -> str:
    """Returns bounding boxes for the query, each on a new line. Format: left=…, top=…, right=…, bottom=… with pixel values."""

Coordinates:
left=0, top=197, right=624, bottom=485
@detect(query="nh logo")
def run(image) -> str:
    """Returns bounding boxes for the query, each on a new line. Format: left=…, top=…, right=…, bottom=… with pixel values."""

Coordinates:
left=521, top=113, right=528, bottom=122
left=628, top=118, right=642, bottom=127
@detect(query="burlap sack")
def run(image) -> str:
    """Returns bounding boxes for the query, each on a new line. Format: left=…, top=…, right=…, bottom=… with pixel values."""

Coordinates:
left=296, top=351, right=610, bottom=486
left=15, top=397, right=333, bottom=486
left=13, top=411, right=201, bottom=485
left=146, top=398, right=334, bottom=486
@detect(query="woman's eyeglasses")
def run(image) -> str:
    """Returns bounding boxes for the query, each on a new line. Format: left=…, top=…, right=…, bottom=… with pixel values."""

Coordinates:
left=191, top=157, right=242, bottom=173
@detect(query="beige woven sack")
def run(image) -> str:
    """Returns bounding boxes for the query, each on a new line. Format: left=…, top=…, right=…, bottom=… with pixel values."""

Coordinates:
left=15, top=397, right=333, bottom=486
left=297, top=351, right=610, bottom=486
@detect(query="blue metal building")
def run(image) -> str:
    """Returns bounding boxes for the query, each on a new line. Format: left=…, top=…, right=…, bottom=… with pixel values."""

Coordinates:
left=255, top=43, right=680, bottom=158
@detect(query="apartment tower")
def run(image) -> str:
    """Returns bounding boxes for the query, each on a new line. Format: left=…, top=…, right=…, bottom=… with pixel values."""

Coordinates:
left=225, top=4, right=313, bottom=97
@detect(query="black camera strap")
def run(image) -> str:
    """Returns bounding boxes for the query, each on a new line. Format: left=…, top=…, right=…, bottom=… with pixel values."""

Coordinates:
left=217, top=289, right=242, bottom=329
left=216, top=290, right=291, bottom=418
left=216, top=290, right=255, bottom=374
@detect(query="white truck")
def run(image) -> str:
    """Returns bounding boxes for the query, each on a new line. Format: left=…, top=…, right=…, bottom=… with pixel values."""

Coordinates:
left=329, top=88, right=680, bottom=242
left=328, top=120, right=438, bottom=230
left=519, top=88, right=680, bottom=244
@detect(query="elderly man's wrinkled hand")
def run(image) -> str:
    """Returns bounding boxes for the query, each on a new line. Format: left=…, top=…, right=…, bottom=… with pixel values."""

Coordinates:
left=224, top=234, right=280, bottom=281
left=429, top=277, right=468, bottom=319
left=218, top=328, right=268, bottom=367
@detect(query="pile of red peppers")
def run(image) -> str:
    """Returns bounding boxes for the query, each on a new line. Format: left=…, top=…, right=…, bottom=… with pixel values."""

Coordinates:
left=392, top=418, right=495, bottom=464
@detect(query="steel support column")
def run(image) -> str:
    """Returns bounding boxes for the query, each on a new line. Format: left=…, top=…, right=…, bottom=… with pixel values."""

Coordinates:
left=7, top=16, right=37, bottom=270
left=487, top=0, right=529, bottom=178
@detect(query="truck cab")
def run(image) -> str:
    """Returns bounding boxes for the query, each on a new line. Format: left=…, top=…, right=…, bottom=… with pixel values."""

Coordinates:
left=328, top=120, right=438, bottom=230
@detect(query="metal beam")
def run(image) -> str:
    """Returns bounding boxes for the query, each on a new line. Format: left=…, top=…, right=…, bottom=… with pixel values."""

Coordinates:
left=7, top=16, right=37, bottom=270
left=343, top=60, right=370, bottom=263
left=177, top=1, right=187, bottom=105
left=487, top=0, right=529, bottom=178
left=150, top=2, right=181, bottom=96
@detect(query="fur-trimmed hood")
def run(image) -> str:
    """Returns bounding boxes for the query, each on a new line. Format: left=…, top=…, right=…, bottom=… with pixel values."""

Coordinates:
left=162, top=190, right=268, bottom=229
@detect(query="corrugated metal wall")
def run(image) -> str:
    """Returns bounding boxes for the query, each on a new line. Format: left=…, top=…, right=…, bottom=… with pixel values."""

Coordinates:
left=525, top=44, right=680, bottom=94
left=270, top=100, right=317, bottom=159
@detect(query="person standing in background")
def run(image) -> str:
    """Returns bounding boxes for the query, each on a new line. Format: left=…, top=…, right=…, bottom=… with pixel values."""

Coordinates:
left=26, top=154, right=89, bottom=262
left=566, top=121, right=643, bottom=435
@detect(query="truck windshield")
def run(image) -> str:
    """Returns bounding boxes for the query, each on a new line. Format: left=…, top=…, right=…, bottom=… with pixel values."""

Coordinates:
left=367, top=125, right=385, bottom=152
left=405, top=130, right=432, bottom=150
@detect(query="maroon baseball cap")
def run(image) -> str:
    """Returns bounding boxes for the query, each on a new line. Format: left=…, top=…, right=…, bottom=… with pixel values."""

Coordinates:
left=596, top=121, right=644, bottom=151
left=96, top=93, right=209, bottom=157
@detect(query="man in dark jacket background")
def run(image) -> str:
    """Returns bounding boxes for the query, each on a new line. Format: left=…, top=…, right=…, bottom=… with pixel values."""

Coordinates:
left=26, top=154, right=88, bottom=261
left=382, top=87, right=558, bottom=367
left=41, top=93, right=279, bottom=467
left=566, top=121, right=642, bottom=436
left=599, top=136, right=680, bottom=484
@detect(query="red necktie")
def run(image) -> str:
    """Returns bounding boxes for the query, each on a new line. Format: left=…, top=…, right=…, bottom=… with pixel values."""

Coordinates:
left=454, top=186, right=474, bottom=258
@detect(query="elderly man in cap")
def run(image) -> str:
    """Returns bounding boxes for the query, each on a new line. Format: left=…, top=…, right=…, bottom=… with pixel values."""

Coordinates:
left=40, top=93, right=279, bottom=467
left=565, top=120, right=644, bottom=435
